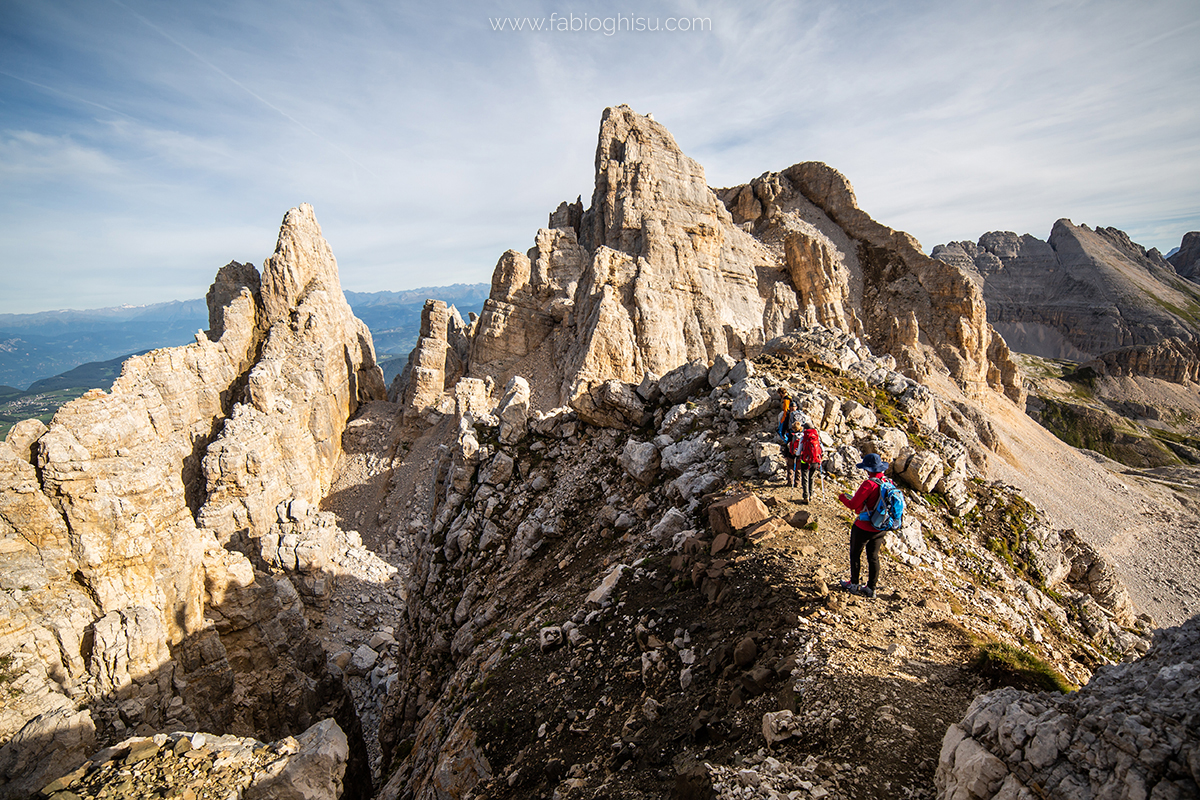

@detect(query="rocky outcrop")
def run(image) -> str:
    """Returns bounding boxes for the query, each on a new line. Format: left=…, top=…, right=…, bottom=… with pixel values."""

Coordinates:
left=1081, top=336, right=1200, bottom=384
left=30, top=719, right=354, bottom=800
left=199, top=204, right=387, bottom=545
left=0, top=205, right=377, bottom=799
left=411, top=105, right=1022, bottom=432
left=936, top=616, right=1200, bottom=800
left=464, top=107, right=794, bottom=415
left=933, top=221, right=1200, bottom=362
left=1168, top=231, right=1200, bottom=280
left=719, top=163, right=1025, bottom=404
left=390, top=299, right=471, bottom=419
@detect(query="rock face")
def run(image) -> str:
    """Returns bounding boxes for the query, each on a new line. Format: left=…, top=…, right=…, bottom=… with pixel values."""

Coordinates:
left=0, top=205, right=379, bottom=799
left=936, top=616, right=1200, bottom=800
left=933, top=221, right=1200, bottom=363
left=719, top=163, right=1025, bottom=404
left=199, top=204, right=387, bottom=545
left=1081, top=336, right=1200, bottom=384
left=396, top=105, right=1024, bottom=427
left=1168, top=231, right=1200, bottom=281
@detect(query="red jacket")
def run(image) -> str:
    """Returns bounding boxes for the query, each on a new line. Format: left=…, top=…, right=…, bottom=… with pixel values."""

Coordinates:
left=840, top=474, right=884, bottom=533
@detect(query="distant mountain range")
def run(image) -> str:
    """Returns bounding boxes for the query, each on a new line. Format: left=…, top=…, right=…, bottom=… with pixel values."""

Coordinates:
left=0, top=284, right=490, bottom=391
left=932, top=222, right=1200, bottom=362
left=0, top=283, right=490, bottom=438
left=343, top=285, right=491, bottom=358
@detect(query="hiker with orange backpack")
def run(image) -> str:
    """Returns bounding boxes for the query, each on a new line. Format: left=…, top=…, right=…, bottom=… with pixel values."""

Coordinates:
left=776, top=388, right=804, bottom=487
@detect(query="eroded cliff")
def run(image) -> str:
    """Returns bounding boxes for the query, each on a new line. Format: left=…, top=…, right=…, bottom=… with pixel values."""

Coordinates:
left=393, top=105, right=1025, bottom=428
left=0, top=204, right=382, bottom=798
left=933, top=221, right=1200, bottom=365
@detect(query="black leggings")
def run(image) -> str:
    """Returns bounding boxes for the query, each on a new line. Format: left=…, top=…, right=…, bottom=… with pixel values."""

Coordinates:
left=849, top=525, right=884, bottom=590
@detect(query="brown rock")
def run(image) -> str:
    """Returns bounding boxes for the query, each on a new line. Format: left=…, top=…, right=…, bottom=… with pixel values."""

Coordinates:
left=919, top=598, right=953, bottom=615
left=708, top=493, right=771, bottom=536
left=733, top=636, right=758, bottom=668
left=787, top=510, right=812, bottom=529
left=745, top=517, right=790, bottom=544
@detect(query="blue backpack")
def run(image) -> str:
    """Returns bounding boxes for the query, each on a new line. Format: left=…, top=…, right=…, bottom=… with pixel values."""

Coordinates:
left=777, top=407, right=804, bottom=444
left=861, top=478, right=905, bottom=531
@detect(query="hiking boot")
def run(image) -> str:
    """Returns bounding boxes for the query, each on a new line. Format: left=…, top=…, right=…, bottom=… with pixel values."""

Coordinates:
left=839, top=580, right=859, bottom=594
left=860, top=586, right=876, bottom=599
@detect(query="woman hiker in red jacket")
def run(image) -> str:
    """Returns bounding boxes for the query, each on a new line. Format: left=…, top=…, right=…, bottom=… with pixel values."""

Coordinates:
left=837, top=452, right=888, bottom=599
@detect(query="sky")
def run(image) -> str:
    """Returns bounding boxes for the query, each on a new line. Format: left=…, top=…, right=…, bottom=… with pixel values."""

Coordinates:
left=1, top=0, right=1198, bottom=315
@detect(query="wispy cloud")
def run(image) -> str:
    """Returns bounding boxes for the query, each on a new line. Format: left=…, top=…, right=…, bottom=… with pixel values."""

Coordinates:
left=0, top=0, right=1197, bottom=313
left=0, top=130, right=122, bottom=179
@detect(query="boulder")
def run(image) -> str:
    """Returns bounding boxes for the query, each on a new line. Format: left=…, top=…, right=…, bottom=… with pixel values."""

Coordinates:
left=496, top=376, right=531, bottom=444
left=539, top=627, right=564, bottom=653
left=752, top=441, right=784, bottom=475
left=658, top=361, right=711, bottom=405
left=661, top=437, right=712, bottom=474
left=244, top=719, right=350, bottom=800
left=586, top=564, right=629, bottom=607
left=619, top=440, right=661, bottom=485
left=727, top=359, right=755, bottom=385
left=649, top=508, right=689, bottom=545
left=893, top=449, right=944, bottom=494
left=572, top=379, right=651, bottom=429
left=859, top=427, right=909, bottom=463
left=2, top=419, right=47, bottom=465
left=708, top=354, right=735, bottom=387
left=840, top=400, right=876, bottom=429
left=529, top=407, right=578, bottom=439
left=762, top=710, right=803, bottom=746
left=707, top=493, right=770, bottom=536
left=731, top=378, right=774, bottom=420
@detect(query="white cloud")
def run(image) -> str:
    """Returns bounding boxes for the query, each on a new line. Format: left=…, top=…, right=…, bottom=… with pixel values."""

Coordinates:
left=0, top=0, right=1197, bottom=313
left=0, top=130, right=122, bottom=179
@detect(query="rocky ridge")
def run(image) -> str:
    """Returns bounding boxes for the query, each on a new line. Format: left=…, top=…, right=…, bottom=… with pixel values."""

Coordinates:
left=932, top=222, right=1200, bottom=366
left=1168, top=231, right=1200, bottom=281
left=393, top=104, right=1024, bottom=430
left=0, top=205, right=382, bottom=798
left=366, top=330, right=1160, bottom=800
left=937, top=616, right=1200, bottom=799
left=362, top=108, right=1195, bottom=800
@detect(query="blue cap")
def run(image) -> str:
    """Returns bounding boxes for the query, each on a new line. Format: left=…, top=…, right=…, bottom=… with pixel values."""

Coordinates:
left=856, top=452, right=888, bottom=473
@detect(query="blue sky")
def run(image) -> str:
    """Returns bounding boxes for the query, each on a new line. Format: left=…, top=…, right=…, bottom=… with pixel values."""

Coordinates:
left=1, top=0, right=1198, bottom=314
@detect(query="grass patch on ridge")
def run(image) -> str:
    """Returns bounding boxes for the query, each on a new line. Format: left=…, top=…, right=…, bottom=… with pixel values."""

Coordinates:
left=971, top=640, right=1076, bottom=694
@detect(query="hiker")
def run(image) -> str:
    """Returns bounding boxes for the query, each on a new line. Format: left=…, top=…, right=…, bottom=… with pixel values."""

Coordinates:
left=795, top=422, right=822, bottom=504
left=775, top=387, right=793, bottom=442
left=837, top=452, right=900, bottom=599
left=783, top=417, right=804, bottom=488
